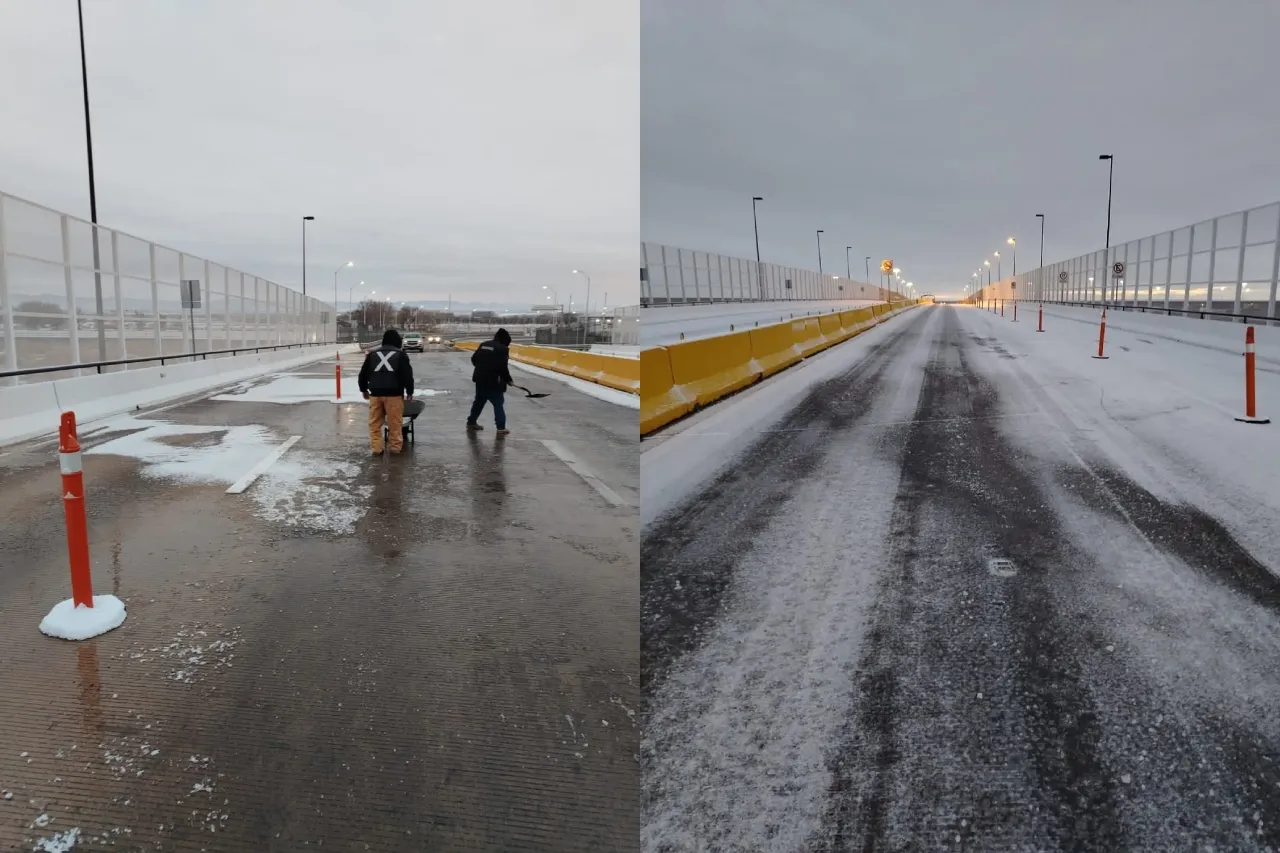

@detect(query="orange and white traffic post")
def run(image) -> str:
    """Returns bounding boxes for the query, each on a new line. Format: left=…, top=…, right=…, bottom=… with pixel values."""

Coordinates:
left=1235, top=326, right=1270, bottom=424
left=39, top=411, right=128, bottom=640
left=1036, top=303, right=1045, bottom=333
left=60, top=412, right=94, bottom=608
left=335, top=350, right=342, bottom=400
left=1092, top=308, right=1110, bottom=359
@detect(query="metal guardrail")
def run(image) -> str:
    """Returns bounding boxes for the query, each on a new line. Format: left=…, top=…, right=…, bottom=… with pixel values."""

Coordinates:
left=0, top=340, right=333, bottom=380
left=1012, top=299, right=1277, bottom=325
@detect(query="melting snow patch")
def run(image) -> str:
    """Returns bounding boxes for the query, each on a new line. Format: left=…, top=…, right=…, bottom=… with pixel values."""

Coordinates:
left=39, top=595, right=127, bottom=641
left=85, top=416, right=373, bottom=533
left=32, top=828, right=79, bottom=852
left=249, top=457, right=373, bottom=534
left=86, top=416, right=278, bottom=486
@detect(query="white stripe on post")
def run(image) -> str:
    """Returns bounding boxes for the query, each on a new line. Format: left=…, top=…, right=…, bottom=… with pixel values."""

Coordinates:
left=59, top=450, right=83, bottom=475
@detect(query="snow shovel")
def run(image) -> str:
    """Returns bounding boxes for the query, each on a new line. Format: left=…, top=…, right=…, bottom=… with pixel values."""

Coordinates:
left=511, top=383, right=550, bottom=399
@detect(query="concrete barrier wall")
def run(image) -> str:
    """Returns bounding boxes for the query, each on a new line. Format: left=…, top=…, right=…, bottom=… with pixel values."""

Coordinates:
left=640, top=300, right=921, bottom=436
left=451, top=340, right=640, bottom=394
left=0, top=345, right=352, bottom=447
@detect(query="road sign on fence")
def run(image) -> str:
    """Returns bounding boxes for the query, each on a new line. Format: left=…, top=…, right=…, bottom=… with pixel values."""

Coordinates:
left=1058, top=271, right=1068, bottom=283
left=881, top=259, right=894, bottom=274
left=1112, top=262, right=1126, bottom=278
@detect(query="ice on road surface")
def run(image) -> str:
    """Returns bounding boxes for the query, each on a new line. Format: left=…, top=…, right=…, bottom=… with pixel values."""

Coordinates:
left=641, top=300, right=882, bottom=346
left=642, top=303, right=1280, bottom=852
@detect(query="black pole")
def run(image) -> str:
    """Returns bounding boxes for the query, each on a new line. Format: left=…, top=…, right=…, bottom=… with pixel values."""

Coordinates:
left=1101, top=155, right=1114, bottom=304
left=752, top=196, right=763, bottom=300
left=301, top=217, right=311, bottom=296
left=816, top=230, right=824, bottom=277
left=865, top=256, right=870, bottom=283
left=845, top=246, right=851, bottom=280
left=77, top=0, right=106, bottom=362
left=188, top=285, right=196, bottom=361
left=1036, top=214, right=1045, bottom=301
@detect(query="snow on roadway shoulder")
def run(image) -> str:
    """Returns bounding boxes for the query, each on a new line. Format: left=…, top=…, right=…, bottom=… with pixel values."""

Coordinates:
left=641, top=300, right=882, bottom=346
left=85, top=415, right=374, bottom=534
left=962, top=305, right=1280, bottom=566
left=641, top=305, right=924, bottom=528
left=509, top=360, right=640, bottom=409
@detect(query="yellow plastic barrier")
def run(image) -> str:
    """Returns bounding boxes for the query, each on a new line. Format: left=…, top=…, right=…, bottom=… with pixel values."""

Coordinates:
left=748, top=323, right=803, bottom=378
left=665, top=330, right=762, bottom=407
left=819, top=312, right=847, bottom=344
left=639, top=300, right=926, bottom=436
left=640, top=347, right=693, bottom=434
left=449, top=340, right=638, bottom=394
left=793, top=317, right=829, bottom=358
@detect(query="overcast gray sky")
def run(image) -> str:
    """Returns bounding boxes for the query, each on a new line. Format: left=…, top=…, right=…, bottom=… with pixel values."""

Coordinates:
left=642, top=0, right=1280, bottom=298
left=1, top=0, right=638, bottom=311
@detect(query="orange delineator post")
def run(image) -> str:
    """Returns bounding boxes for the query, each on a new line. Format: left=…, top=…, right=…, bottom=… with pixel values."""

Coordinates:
left=59, top=412, right=94, bottom=608
left=335, top=351, right=342, bottom=400
left=1036, top=303, right=1045, bottom=332
left=1092, top=308, right=1110, bottom=359
left=1236, top=326, right=1271, bottom=424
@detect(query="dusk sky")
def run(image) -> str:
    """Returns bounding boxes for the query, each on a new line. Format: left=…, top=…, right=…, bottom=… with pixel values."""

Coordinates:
left=1, top=0, right=638, bottom=311
left=641, top=0, right=1280, bottom=297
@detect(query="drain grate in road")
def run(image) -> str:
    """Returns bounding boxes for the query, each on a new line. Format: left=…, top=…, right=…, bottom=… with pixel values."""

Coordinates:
left=987, top=557, right=1018, bottom=577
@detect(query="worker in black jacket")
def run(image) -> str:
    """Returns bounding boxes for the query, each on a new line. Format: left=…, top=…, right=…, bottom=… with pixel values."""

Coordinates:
left=467, top=328, right=514, bottom=435
left=358, top=329, right=415, bottom=454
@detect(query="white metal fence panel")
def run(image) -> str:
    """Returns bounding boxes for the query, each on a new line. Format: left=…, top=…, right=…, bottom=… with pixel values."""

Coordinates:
left=976, top=200, right=1280, bottom=322
left=641, top=242, right=906, bottom=306
left=0, top=189, right=336, bottom=381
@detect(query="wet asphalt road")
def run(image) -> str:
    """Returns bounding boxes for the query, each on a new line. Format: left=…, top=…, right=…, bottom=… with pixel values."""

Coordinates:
left=0, top=349, right=638, bottom=852
left=641, top=305, right=1280, bottom=852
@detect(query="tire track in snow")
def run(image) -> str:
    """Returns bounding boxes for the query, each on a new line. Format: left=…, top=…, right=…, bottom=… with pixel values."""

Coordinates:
left=640, top=309, right=932, bottom=703
left=641, top=310, right=939, bottom=850
left=819, top=307, right=1122, bottom=850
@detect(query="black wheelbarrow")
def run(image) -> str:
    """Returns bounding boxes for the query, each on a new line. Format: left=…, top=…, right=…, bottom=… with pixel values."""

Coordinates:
left=382, top=398, right=426, bottom=445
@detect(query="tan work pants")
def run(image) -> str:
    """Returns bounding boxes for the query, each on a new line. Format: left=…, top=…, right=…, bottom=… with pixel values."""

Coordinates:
left=369, top=396, right=405, bottom=453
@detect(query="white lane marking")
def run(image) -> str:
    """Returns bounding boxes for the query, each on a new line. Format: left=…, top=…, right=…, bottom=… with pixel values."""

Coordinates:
left=226, top=435, right=302, bottom=494
left=539, top=439, right=631, bottom=507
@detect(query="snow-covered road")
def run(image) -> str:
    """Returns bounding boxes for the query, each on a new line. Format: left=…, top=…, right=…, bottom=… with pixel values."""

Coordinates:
left=640, top=300, right=883, bottom=347
left=641, top=303, right=1280, bottom=851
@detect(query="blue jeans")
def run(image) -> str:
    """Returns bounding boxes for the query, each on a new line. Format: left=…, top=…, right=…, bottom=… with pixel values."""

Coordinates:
left=468, top=385, right=506, bottom=429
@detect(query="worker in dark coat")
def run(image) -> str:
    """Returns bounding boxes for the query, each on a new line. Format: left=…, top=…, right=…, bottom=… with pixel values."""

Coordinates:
left=467, top=328, right=514, bottom=436
left=358, top=329, right=415, bottom=454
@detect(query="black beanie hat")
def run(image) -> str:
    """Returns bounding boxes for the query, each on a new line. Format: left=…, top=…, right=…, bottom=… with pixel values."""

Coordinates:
left=495, top=328, right=512, bottom=344
left=382, top=328, right=403, bottom=347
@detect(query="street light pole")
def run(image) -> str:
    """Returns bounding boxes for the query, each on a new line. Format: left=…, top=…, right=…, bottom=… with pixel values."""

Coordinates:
left=301, top=216, right=314, bottom=296
left=995, top=251, right=1001, bottom=282
left=1100, top=154, right=1114, bottom=304
left=1036, top=214, right=1045, bottom=301
left=573, top=270, right=591, bottom=344
left=752, top=196, right=764, bottom=300
left=77, top=0, right=106, bottom=362
left=816, top=230, right=824, bottom=278
left=333, top=260, right=352, bottom=342
left=845, top=246, right=851, bottom=280
left=865, top=256, right=870, bottom=283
